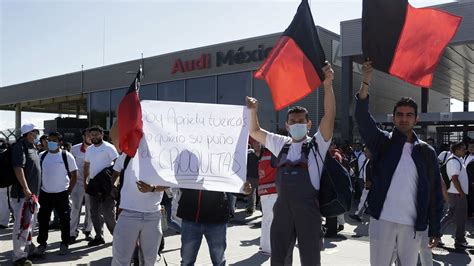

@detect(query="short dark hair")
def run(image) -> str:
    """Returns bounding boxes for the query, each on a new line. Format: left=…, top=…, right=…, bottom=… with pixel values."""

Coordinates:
left=287, top=106, right=309, bottom=121
left=48, top=131, right=63, bottom=141
left=89, top=125, right=104, bottom=133
left=451, top=142, right=465, bottom=153
left=81, top=128, right=89, bottom=136
left=393, top=97, right=418, bottom=116
left=40, top=135, right=48, bottom=141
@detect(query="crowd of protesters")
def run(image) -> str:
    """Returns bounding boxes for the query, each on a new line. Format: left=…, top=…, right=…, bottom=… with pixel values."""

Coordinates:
left=1, top=62, right=474, bottom=266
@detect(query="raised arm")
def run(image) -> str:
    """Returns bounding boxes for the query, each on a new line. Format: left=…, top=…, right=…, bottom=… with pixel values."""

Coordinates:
left=319, top=64, right=335, bottom=141
left=355, top=61, right=388, bottom=153
left=246, top=96, right=269, bottom=145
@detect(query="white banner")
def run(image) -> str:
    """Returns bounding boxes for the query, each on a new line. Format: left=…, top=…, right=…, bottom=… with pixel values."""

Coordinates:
left=132, top=100, right=249, bottom=193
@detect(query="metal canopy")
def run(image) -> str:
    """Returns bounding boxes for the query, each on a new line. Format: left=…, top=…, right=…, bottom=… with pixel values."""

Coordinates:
left=341, top=1, right=474, bottom=102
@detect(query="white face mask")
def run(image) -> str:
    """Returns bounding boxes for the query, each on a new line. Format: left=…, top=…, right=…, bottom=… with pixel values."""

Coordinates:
left=288, top=123, right=308, bottom=141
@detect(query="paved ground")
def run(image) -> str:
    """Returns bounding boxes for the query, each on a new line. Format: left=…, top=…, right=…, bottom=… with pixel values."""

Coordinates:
left=1, top=200, right=474, bottom=265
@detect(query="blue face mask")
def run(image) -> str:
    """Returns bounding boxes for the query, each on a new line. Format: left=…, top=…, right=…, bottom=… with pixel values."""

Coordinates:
left=47, top=141, right=59, bottom=151
left=288, top=123, right=308, bottom=141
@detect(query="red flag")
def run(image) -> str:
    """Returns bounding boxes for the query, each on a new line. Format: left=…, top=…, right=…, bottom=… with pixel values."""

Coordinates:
left=255, top=0, right=326, bottom=110
left=117, top=69, right=143, bottom=157
left=363, top=0, right=462, bottom=88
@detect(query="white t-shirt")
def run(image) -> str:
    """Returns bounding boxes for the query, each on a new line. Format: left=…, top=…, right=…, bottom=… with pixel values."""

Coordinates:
left=265, top=129, right=331, bottom=190
left=71, top=143, right=88, bottom=182
left=84, top=141, right=119, bottom=180
left=438, top=151, right=452, bottom=165
left=446, top=155, right=469, bottom=194
left=40, top=150, right=78, bottom=193
left=113, top=154, right=163, bottom=213
left=465, top=154, right=474, bottom=166
left=379, top=142, right=418, bottom=226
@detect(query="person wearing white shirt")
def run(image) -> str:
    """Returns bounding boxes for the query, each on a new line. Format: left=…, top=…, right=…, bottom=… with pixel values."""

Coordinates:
left=69, top=129, right=93, bottom=243
left=36, top=131, right=78, bottom=256
left=465, top=142, right=474, bottom=166
left=466, top=142, right=474, bottom=218
left=356, top=62, right=443, bottom=265
left=111, top=154, right=166, bottom=266
left=84, top=125, right=119, bottom=247
left=438, top=150, right=452, bottom=165
left=246, top=63, right=335, bottom=265
left=440, top=142, right=470, bottom=248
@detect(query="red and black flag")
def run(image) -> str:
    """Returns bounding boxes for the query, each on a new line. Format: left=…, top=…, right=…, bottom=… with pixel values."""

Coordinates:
left=254, top=0, right=326, bottom=111
left=117, top=66, right=143, bottom=157
left=362, top=0, right=461, bottom=88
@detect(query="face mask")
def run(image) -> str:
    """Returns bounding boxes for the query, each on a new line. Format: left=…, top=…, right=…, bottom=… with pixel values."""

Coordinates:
left=47, top=141, right=59, bottom=151
left=289, top=123, right=308, bottom=141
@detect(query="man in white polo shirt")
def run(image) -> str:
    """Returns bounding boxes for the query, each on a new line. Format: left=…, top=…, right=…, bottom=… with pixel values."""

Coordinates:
left=440, top=142, right=470, bottom=248
left=84, top=125, right=119, bottom=247
left=36, top=131, right=78, bottom=256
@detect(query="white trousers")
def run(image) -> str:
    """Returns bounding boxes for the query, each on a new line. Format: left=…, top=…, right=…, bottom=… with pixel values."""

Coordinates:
left=260, top=193, right=277, bottom=253
left=112, top=209, right=162, bottom=266
left=70, top=182, right=92, bottom=237
left=369, top=218, right=422, bottom=266
left=11, top=197, right=38, bottom=261
left=0, top=187, right=10, bottom=226
left=355, top=189, right=369, bottom=216
left=419, top=230, right=433, bottom=266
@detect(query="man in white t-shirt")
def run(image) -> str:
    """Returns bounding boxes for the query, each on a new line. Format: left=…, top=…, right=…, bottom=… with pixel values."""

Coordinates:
left=440, top=142, right=470, bottom=248
left=69, top=128, right=93, bottom=243
left=36, top=131, right=78, bottom=256
left=110, top=153, right=166, bottom=266
left=465, top=142, right=474, bottom=166
left=84, top=125, right=119, bottom=247
left=438, top=150, right=452, bottom=166
left=246, top=64, right=335, bottom=265
left=356, top=62, right=443, bottom=265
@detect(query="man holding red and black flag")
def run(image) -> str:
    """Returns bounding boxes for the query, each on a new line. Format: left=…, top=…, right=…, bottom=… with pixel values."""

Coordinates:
left=109, top=67, right=167, bottom=266
left=359, top=1, right=460, bottom=263
left=249, top=1, right=335, bottom=264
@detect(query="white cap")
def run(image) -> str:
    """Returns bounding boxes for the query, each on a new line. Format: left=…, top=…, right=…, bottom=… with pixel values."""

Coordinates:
left=20, top=123, right=39, bottom=135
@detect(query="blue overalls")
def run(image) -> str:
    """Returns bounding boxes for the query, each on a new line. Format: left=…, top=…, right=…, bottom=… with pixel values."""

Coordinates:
left=270, top=141, right=322, bottom=266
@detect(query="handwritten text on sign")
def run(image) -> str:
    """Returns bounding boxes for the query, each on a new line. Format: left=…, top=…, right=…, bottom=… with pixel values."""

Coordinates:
left=134, top=100, right=249, bottom=193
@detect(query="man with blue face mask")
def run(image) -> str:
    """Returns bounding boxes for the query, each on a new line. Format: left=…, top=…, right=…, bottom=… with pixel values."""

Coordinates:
left=246, top=64, right=335, bottom=265
left=36, top=131, right=78, bottom=256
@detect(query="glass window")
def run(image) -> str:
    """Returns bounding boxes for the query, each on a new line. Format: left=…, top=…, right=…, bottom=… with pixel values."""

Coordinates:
left=89, top=91, right=110, bottom=129
left=158, top=80, right=185, bottom=102
left=253, top=77, right=280, bottom=132
left=110, top=88, right=127, bottom=127
left=186, top=76, right=216, bottom=103
left=139, top=83, right=157, bottom=100
left=217, top=72, right=251, bottom=105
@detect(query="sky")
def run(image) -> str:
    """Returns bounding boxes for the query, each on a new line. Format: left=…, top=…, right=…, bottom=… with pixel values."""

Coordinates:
left=0, top=0, right=467, bottom=130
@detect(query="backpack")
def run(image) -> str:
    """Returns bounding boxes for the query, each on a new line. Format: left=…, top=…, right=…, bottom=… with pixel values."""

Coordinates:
left=0, top=141, right=27, bottom=188
left=40, top=150, right=71, bottom=178
left=310, top=140, right=353, bottom=218
left=440, top=157, right=462, bottom=188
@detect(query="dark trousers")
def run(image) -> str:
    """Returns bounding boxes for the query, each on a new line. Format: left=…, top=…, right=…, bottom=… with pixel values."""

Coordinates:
left=440, top=193, right=467, bottom=243
left=271, top=196, right=321, bottom=266
left=467, top=184, right=474, bottom=217
left=37, top=190, right=70, bottom=246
